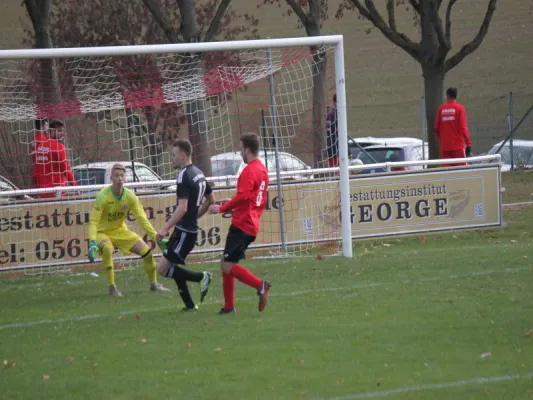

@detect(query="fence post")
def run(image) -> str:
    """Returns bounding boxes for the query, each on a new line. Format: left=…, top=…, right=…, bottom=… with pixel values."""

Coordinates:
left=508, top=92, right=514, bottom=170
left=420, top=95, right=427, bottom=161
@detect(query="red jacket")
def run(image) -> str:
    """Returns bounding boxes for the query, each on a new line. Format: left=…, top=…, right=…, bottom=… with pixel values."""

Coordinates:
left=435, top=100, right=472, bottom=151
left=32, top=131, right=77, bottom=198
left=219, top=159, right=269, bottom=237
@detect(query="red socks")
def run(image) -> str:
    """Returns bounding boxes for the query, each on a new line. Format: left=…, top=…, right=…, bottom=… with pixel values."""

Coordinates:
left=230, top=265, right=262, bottom=289
left=222, top=272, right=235, bottom=311
left=222, top=265, right=262, bottom=311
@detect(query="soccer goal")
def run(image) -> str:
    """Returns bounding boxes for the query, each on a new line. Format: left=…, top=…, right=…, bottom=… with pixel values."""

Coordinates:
left=0, top=35, right=352, bottom=274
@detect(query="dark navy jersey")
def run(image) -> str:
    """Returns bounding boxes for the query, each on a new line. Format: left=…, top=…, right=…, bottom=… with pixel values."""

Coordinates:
left=326, top=108, right=338, bottom=159
left=175, top=164, right=212, bottom=233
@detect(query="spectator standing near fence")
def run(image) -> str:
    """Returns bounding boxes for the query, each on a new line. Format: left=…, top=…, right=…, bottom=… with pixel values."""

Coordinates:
left=326, top=94, right=339, bottom=168
left=435, top=87, right=472, bottom=167
left=32, top=118, right=78, bottom=198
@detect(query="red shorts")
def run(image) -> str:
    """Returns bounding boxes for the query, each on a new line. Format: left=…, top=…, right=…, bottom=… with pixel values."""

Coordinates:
left=327, top=157, right=339, bottom=168
left=441, top=149, right=466, bottom=167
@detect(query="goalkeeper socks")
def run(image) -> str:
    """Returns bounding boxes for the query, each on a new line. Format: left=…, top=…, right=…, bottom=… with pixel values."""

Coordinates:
left=169, top=265, right=203, bottom=283
left=174, top=279, right=196, bottom=309
left=140, top=246, right=157, bottom=284
left=101, top=243, right=115, bottom=285
left=229, top=265, right=262, bottom=290
left=222, top=272, right=235, bottom=311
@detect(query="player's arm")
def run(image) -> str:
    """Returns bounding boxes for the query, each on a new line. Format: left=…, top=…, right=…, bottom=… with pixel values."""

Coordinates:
left=130, top=193, right=157, bottom=241
left=215, top=169, right=255, bottom=213
left=157, top=178, right=190, bottom=240
left=198, top=183, right=215, bottom=218
left=87, top=191, right=106, bottom=261
left=458, top=107, right=472, bottom=150
left=57, top=144, right=77, bottom=186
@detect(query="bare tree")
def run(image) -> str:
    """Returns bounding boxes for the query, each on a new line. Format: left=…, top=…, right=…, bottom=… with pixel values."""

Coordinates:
left=337, top=0, right=498, bottom=159
left=260, top=0, right=329, bottom=166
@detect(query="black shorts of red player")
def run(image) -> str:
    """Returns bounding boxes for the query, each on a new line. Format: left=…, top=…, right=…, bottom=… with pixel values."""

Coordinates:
left=223, top=224, right=256, bottom=263
left=163, top=228, right=198, bottom=265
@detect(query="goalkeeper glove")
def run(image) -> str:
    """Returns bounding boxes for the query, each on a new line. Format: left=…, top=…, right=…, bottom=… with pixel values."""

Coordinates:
left=88, top=240, right=99, bottom=263
left=465, top=146, right=472, bottom=157
left=158, top=238, right=169, bottom=252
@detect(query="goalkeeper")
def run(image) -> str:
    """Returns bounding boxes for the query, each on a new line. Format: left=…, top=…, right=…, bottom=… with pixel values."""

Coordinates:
left=88, top=164, right=170, bottom=296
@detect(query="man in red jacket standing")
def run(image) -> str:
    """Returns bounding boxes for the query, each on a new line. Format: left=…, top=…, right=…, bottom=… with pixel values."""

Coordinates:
left=32, top=118, right=78, bottom=198
left=435, top=87, right=472, bottom=167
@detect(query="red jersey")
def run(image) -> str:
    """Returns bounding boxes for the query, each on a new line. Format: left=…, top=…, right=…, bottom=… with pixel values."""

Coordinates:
left=219, top=158, right=269, bottom=236
left=435, top=100, right=472, bottom=151
left=32, top=131, right=77, bottom=198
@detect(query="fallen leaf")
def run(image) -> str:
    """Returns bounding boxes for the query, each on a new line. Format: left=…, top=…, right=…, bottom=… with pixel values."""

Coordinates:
left=138, top=338, right=147, bottom=344
left=336, top=378, right=345, bottom=384
left=419, top=237, right=427, bottom=244
left=135, top=313, right=141, bottom=321
left=3, top=360, right=16, bottom=368
left=184, top=342, right=192, bottom=348
left=523, top=256, right=528, bottom=259
left=510, top=240, right=517, bottom=243
left=214, top=348, right=223, bottom=352
left=316, top=254, right=323, bottom=260
left=256, top=319, right=263, bottom=324
left=297, top=359, right=305, bottom=365
left=65, top=356, right=75, bottom=363
left=118, top=315, right=124, bottom=320
left=525, top=329, right=533, bottom=338
left=42, top=375, right=50, bottom=381
left=480, top=352, right=491, bottom=359
left=382, top=243, right=391, bottom=247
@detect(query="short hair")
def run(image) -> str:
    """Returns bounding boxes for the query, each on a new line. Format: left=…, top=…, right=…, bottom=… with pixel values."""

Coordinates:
left=173, top=139, right=193, bottom=157
left=241, top=133, right=260, bottom=156
left=446, top=87, right=458, bottom=100
left=49, top=119, right=64, bottom=129
left=35, top=118, right=48, bottom=131
left=333, top=94, right=337, bottom=103
left=111, top=164, right=126, bottom=175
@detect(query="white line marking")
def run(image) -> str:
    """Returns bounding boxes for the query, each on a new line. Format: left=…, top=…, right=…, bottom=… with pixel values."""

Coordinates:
left=0, top=265, right=529, bottom=330
left=503, top=201, right=533, bottom=208
left=326, top=371, right=533, bottom=399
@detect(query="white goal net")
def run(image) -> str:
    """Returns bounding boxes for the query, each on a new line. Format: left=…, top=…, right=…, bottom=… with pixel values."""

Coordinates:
left=0, top=36, right=352, bottom=275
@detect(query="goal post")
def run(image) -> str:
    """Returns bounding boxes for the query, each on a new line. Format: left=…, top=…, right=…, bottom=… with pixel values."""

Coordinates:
left=0, top=35, right=352, bottom=274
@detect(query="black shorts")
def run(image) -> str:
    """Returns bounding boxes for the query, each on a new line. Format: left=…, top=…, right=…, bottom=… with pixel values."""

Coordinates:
left=223, top=224, right=256, bottom=263
left=163, top=228, right=197, bottom=265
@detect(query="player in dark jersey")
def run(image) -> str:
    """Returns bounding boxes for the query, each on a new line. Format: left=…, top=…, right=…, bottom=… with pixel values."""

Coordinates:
left=156, top=139, right=216, bottom=311
left=208, top=133, right=271, bottom=314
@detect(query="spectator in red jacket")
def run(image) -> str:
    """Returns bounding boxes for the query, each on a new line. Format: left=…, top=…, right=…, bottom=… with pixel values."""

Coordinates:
left=32, top=118, right=78, bottom=198
left=435, top=87, right=472, bottom=167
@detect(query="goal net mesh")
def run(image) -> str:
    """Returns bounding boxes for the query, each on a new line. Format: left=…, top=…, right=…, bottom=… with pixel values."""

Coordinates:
left=0, top=43, right=343, bottom=275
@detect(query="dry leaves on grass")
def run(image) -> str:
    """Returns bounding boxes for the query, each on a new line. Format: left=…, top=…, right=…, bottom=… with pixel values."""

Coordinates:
left=42, top=375, right=50, bottom=380
left=316, top=254, right=323, bottom=260
left=65, top=356, right=75, bottom=363
left=138, top=338, right=147, bottom=344
left=214, top=348, right=223, bottom=352
left=135, top=313, right=141, bottom=321
left=525, top=329, right=533, bottom=338
left=184, top=343, right=192, bottom=348
left=3, top=360, right=16, bottom=368
left=419, top=237, right=427, bottom=244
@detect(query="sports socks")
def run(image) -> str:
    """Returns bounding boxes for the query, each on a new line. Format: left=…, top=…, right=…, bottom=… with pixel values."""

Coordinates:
left=166, top=265, right=202, bottom=309
left=140, top=245, right=157, bottom=284
left=222, top=272, right=235, bottom=311
left=229, top=265, right=262, bottom=289
left=101, top=242, right=115, bottom=286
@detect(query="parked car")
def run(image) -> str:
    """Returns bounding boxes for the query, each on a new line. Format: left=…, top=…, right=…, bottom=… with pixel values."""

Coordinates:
left=72, top=161, right=176, bottom=193
left=210, top=151, right=312, bottom=186
left=0, top=175, right=32, bottom=203
left=348, top=136, right=424, bottom=160
left=353, top=142, right=429, bottom=174
left=485, top=139, right=533, bottom=171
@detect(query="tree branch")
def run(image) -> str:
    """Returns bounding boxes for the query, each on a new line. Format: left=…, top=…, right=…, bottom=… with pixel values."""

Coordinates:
left=445, top=0, right=458, bottom=43
left=24, top=0, right=41, bottom=34
left=428, top=0, right=448, bottom=50
left=444, top=0, right=497, bottom=72
left=141, top=0, right=180, bottom=43
left=204, top=0, right=232, bottom=42
left=386, top=0, right=396, bottom=31
left=408, top=0, right=420, bottom=14
left=350, top=0, right=420, bottom=60
left=286, top=0, right=308, bottom=26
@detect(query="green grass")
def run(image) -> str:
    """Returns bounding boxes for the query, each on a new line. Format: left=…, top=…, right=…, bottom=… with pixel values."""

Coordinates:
left=1, top=203, right=533, bottom=399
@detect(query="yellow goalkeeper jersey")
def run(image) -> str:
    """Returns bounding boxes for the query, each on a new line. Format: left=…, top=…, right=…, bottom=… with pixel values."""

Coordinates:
left=88, top=186, right=157, bottom=241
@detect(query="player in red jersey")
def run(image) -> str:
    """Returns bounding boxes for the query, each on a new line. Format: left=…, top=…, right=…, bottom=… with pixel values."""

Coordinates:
left=208, top=133, right=271, bottom=314
left=32, top=118, right=78, bottom=198
left=435, top=87, right=472, bottom=167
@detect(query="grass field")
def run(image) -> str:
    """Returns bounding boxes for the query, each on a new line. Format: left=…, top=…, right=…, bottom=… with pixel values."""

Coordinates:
left=1, top=171, right=533, bottom=399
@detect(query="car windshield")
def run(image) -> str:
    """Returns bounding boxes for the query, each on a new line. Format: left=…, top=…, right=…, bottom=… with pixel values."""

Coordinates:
left=74, top=169, right=106, bottom=186
left=496, top=145, right=533, bottom=166
left=358, top=148, right=404, bottom=164
left=212, top=158, right=241, bottom=176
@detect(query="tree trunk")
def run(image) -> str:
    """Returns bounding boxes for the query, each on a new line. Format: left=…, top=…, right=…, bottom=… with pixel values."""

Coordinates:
left=421, top=63, right=444, bottom=160
left=187, top=99, right=212, bottom=176
left=311, top=49, right=327, bottom=167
